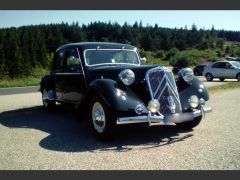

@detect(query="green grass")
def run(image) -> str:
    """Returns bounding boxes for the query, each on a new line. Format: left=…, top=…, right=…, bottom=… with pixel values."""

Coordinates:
left=208, top=82, right=240, bottom=92
left=146, top=58, right=171, bottom=66
left=0, top=67, right=48, bottom=88
left=0, top=76, right=41, bottom=88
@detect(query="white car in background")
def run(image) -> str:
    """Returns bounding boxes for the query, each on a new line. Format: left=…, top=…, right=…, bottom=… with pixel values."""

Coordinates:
left=203, top=61, right=240, bottom=82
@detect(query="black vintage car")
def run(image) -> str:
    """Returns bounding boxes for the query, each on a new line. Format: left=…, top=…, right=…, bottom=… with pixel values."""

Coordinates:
left=40, top=42, right=212, bottom=140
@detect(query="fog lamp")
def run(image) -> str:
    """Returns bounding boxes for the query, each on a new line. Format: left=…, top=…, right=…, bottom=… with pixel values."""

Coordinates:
left=147, top=99, right=160, bottom=113
left=189, top=95, right=199, bottom=108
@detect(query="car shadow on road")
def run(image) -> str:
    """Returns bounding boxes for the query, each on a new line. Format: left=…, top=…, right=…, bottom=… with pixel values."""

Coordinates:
left=0, top=106, right=193, bottom=153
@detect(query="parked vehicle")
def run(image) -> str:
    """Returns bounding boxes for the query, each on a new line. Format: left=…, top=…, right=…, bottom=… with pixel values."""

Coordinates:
left=203, top=61, right=240, bottom=82
left=193, top=65, right=206, bottom=76
left=225, top=57, right=236, bottom=61
left=234, top=58, right=240, bottom=63
left=40, top=42, right=212, bottom=140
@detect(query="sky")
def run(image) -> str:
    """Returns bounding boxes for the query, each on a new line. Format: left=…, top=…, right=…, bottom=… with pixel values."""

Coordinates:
left=0, top=10, right=240, bottom=31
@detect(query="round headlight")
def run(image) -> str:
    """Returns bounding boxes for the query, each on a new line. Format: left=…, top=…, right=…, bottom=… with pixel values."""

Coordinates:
left=118, top=69, right=135, bottom=85
left=147, top=99, right=160, bottom=113
left=178, top=68, right=194, bottom=83
left=189, top=95, right=199, bottom=108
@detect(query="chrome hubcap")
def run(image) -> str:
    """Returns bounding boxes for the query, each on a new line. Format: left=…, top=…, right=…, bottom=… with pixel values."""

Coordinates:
left=92, top=102, right=106, bottom=133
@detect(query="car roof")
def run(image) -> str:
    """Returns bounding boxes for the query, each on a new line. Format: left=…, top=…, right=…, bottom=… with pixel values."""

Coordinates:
left=56, top=42, right=137, bottom=52
left=213, top=60, right=233, bottom=63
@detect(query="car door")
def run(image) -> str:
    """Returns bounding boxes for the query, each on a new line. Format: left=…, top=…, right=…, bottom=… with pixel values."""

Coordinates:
left=225, top=62, right=236, bottom=78
left=219, top=62, right=230, bottom=78
left=211, top=62, right=222, bottom=77
left=51, top=50, right=65, bottom=101
left=61, top=48, right=86, bottom=103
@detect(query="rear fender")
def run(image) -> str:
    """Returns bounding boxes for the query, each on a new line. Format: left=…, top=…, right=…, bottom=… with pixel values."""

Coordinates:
left=40, top=75, right=55, bottom=93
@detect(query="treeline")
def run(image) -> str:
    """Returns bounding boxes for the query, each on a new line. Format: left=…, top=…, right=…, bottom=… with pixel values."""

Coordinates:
left=1, top=21, right=240, bottom=78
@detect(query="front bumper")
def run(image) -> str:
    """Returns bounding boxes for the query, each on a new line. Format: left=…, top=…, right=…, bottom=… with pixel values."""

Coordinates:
left=117, top=106, right=212, bottom=126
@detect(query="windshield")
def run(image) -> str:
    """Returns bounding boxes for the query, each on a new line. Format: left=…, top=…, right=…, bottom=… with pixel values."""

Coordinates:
left=84, top=49, right=140, bottom=66
left=231, top=61, right=240, bottom=67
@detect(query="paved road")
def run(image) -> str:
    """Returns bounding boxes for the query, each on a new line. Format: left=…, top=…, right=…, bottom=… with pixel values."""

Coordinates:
left=0, top=88, right=240, bottom=170
left=197, top=76, right=237, bottom=88
left=0, top=86, right=39, bottom=95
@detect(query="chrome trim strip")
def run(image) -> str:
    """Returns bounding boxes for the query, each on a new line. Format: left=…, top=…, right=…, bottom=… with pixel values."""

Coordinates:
left=83, top=49, right=141, bottom=67
left=54, top=73, right=82, bottom=75
left=145, top=66, right=182, bottom=112
left=76, top=48, right=88, bottom=88
left=117, top=106, right=212, bottom=125
left=153, top=74, right=165, bottom=97
left=203, top=107, right=212, bottom=113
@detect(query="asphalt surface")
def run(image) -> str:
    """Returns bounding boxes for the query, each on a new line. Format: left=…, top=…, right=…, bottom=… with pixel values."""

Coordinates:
left=0, top=86, right=39, bottom=95
left=0, top=87, right=240, bottom=169
left=197, top=76, right=237, bottom=88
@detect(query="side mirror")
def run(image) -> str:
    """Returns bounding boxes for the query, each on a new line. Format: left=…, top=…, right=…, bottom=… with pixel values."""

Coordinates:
left=140, top=57, right=147, bottom=65
left=229, top=65, right=234, bottom=69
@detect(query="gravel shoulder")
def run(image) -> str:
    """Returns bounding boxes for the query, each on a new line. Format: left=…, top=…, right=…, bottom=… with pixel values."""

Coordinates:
left=0, top=88, right=239, bottom=170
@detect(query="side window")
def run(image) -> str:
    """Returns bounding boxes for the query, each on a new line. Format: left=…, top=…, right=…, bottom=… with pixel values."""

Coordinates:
left=212, top=62, right=220, bottom=68
left=52, top=50, right=65, bottom=72
left=212, top=62, right=225, bottom=68
left=221, top=62, right=230, bottom=69
left=225, top=62, right=232, bottom=69
left=64, top=48, right=82, bottom=73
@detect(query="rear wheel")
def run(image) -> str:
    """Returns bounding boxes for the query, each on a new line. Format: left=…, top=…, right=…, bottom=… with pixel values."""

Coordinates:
left=237, top=73, right=240, bottom=82
left=206, top=73, right=213, bottom=81
left=89, top=94, right=116, bottom=141
left=219, top=78, right=225, bottom=82
left=42, top=88, right=56, bottom=110
left=176, top=116, right=202, bottom=130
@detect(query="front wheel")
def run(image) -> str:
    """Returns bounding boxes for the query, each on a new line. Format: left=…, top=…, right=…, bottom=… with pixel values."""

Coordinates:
left=89, top=94, right=116, bottom=140
left=176, top=116, right=202, bottom=130
left=206, top=73, right=213, bottom=81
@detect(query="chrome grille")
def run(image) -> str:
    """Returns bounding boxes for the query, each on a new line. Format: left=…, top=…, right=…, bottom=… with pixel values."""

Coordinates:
left=145, top=66, right=182, bottom=115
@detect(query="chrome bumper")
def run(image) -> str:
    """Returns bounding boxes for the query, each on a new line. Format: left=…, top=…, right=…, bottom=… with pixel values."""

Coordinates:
left=117, top=106, right=212, bottom=126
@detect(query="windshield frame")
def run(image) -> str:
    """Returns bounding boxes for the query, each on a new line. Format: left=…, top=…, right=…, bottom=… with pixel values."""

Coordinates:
left=83, top=48, right=141, bottom=67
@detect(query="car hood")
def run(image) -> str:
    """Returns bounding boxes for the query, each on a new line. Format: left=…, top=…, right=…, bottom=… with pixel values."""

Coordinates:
left=86, top=65, right=160, bottom=83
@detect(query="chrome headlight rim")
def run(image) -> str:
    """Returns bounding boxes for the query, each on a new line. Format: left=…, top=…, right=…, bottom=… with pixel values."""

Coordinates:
left=178, top=67, right=194, bottom=84
left=118, top=69, right=135, bottom=86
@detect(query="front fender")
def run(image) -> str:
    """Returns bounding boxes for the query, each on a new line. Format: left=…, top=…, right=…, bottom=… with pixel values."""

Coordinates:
left=87, top=79, right=148, bottom=115
left=178, top=77, right=209, bottom=111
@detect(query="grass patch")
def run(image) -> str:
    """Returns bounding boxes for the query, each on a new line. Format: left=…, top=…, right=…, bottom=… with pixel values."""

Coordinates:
left=208, top=82, right=240, bottom=92
left=0, top=76, right=41, bottom=88
left=0, top=67, right=48, bottom=88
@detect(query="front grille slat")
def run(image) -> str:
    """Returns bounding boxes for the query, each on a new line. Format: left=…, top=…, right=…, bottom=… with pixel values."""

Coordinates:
left=146, top=66, right=182, bottom=115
